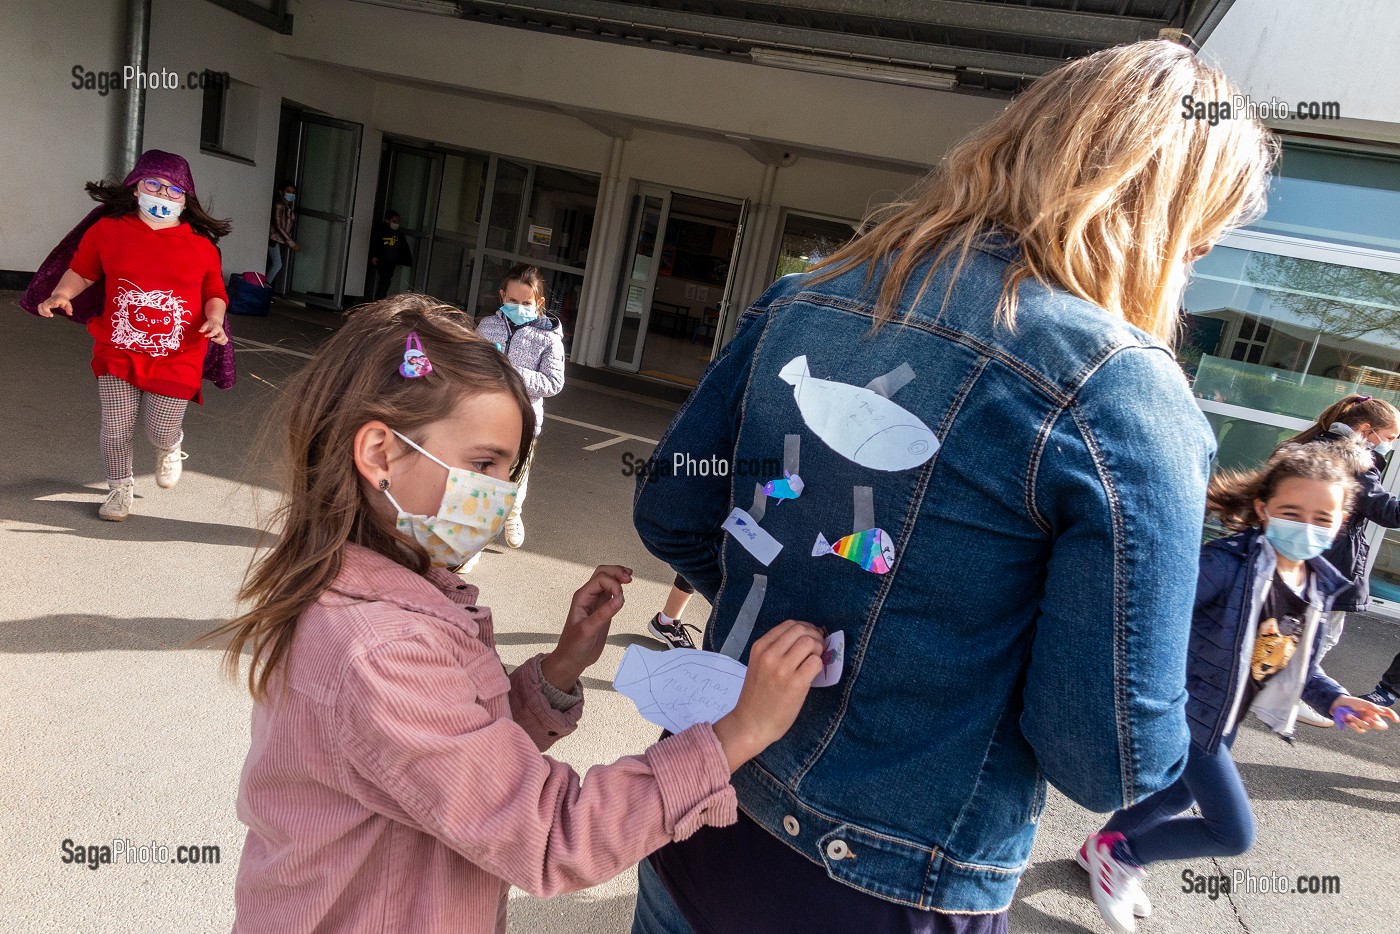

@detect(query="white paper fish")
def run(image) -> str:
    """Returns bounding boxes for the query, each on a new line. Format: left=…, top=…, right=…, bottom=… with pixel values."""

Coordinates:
left=778, top=356, right=939, bottom=471
left=613, top=645, right=747, bottom=734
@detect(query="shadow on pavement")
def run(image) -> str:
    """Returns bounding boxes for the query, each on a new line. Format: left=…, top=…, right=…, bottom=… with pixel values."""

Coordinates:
left=1007, top=858, right=1099, bottom=934
left=1234, top=761, right=1400, bottom=815
left=0, top=613, right=239, bottom=653
left=5, top=479, right=263, bottom=548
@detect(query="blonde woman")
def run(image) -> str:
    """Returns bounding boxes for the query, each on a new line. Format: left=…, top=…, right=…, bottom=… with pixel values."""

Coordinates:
left=630, top=40, right=1275, bottom=934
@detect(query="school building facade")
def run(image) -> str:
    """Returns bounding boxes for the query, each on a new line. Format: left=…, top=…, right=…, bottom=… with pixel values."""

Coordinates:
left=4, top=0, right=1400, bottom=609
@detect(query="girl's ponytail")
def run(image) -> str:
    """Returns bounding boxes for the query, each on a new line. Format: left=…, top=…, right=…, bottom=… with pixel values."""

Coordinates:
left=1285, top=393, right=1400, bottom=447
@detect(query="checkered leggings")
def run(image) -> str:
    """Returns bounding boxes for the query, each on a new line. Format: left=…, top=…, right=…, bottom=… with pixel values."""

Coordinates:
left=98, top=375, right=188, bottom=484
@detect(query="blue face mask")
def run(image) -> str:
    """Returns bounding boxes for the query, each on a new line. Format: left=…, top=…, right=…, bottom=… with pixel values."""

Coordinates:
left=501, top=302, right=538, bottom=325
left=283, top=192, right=296, bottom=203
left=1265, top=514, right=1337, bottom=562
left=1373, top=438, right=1393, bottom=457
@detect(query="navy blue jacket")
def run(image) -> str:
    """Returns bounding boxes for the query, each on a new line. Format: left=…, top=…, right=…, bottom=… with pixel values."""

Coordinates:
left=1188, top=527, right=1348, bottom=752
left=1311, top=429, right=1400, bottom=611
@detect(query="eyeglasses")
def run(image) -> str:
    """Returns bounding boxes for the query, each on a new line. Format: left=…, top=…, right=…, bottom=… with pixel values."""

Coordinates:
left=139, top=178, right=186, bottom=200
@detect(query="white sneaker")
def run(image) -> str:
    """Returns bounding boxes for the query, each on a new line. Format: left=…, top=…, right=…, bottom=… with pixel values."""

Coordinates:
left=1087, top=831, right=1146, bottom=934
left=1078, top=834, right=1151, bottom=917
left=504, top=514, right=524, bottom=549
left=1295, top=704, right=1336, bottom=728
left=156, top=445, right=188, bottom=489
left=99, top=483, right=133, bottom=521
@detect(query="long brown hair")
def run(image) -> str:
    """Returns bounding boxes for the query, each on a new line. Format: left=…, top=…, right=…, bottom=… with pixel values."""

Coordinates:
left=808, top=39, right=1276, bottom=345
left=204, top=294, right=535, bottom=700
left=1283, top=393, right=1400, bottom=448
left=1207, top=442, right=1365, bottom=532
left=85, top=179, right=233, bottom=242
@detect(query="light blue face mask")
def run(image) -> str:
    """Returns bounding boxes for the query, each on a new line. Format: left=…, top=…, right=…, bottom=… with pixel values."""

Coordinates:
left=500, top=302, right=538, bottom=325
left=1265, top=514, right=1337, bottom=562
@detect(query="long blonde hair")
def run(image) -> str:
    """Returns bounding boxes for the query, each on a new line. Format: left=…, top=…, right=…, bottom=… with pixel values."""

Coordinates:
left=204, top=294, right=535, bottom=700
left=810, top=39, right=1277, bottom=344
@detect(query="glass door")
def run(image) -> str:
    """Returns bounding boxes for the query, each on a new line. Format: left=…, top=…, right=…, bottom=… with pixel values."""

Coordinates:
left=381, top=143, right=438, bottom=297
left=285, top=114, right=363, bottom=308
left=422, top=152, right=488, bottom=308
left=607, top=186, right=671, bottom=372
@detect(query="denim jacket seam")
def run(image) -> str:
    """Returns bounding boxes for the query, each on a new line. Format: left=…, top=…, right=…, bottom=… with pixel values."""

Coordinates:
left=1024, top=406, right=1062, bottom=536
left=1069, top=404, right=1135, bottom=803
left=769, top=290, right=1074, bottom=407
left=708, top=312, right=777, bottom=651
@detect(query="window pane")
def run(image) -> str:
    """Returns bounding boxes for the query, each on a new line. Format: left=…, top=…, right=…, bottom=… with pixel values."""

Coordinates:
left=773, top=213, right=858, bottom=280
left=519, top=166, right=598, bottom=269
left=1245, top=145, right=1400, bottom=253
left=486, top=160, right=528, bottom=252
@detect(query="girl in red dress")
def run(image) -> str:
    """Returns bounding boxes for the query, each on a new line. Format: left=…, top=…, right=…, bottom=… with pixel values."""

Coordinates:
left=30, top=151, right=231, bottom=521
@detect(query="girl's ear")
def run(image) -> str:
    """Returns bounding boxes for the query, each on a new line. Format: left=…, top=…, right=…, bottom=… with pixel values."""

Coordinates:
left=353, top=420, right=395, bottom=488
left=1254, top=498, right=1269, bottom=525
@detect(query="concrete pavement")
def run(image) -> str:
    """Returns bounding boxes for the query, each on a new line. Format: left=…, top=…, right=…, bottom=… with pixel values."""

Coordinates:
left=1, top=294, right=1397, bottom=933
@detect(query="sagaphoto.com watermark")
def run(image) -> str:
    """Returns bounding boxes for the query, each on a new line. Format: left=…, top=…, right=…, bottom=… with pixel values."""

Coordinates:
left=60, top=837, right=221, bottom=870
left=1181, top=867, right=1341, bottom=899
left=1182, top=93, right=1341, bottom=125
left=71, top=65, right=228, bottom=96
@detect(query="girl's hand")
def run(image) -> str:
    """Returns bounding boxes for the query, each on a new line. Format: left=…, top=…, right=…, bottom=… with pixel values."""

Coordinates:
left=712, top=620, right=825, bottom=773
left=37, top=295, right=73, bottom=318
left=200, top=316, right=229, bottom=345
left=1331, top=695, right=1400, bottom=733
left=540, top=565, right=632, bottom=692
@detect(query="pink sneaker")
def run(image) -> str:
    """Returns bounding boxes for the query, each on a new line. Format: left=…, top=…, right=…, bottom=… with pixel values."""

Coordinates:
left=1077, top=835, right=1152, bottom=918
left=1086, top=831, right=1147, bottom=934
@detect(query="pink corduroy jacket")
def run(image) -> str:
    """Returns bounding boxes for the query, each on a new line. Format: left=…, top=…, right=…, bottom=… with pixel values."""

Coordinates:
left=232, top=543, right=737, bottom=933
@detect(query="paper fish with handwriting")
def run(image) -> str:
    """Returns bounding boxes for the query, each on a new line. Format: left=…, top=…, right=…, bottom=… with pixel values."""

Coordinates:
left=762, top=471, right=804, bottom=503
left=813, top=527, right=896, bottom=575
left=613, top=645, right=747, bottom=734
left=778, top=355, right=938, bottom=471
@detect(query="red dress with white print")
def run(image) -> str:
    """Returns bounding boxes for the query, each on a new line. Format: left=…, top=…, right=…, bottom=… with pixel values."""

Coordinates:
left=69, top=214, right=226, bottom=403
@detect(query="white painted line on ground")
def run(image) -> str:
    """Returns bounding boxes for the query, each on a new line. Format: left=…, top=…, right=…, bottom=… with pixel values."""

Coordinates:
left=232, top=336, right=314, bottom=359
left=545, top=413, right=658, bottom=448
left=581, top=435, right=635, bottom=452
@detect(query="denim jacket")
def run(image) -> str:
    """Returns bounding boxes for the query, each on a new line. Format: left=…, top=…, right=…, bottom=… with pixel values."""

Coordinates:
left=633, top=234, right=1216, bottom=912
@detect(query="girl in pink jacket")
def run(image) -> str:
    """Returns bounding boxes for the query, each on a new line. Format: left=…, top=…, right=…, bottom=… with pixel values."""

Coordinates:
left=213, top=294, right=826, bottom=933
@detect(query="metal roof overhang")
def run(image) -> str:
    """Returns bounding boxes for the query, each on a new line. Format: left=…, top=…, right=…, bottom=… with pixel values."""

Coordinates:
left=347, top=0, right=1236, bottom=95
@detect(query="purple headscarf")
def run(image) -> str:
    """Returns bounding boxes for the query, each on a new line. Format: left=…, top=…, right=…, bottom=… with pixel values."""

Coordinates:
left=20, top=150, right=236, bottom=390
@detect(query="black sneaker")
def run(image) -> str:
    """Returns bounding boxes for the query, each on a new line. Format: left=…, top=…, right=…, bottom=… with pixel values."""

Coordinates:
left=647, top=614, right=699, bottom=650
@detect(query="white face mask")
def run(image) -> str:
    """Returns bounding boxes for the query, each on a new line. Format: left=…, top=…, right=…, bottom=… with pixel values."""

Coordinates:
left=382, top=430, right=519, bottom=567
left=138, top=191, right=183, bottom=221
left=388, top=221, right=400, bottom=231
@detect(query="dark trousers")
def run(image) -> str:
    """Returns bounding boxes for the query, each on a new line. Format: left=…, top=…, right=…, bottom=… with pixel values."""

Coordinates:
left=1382, top=651, right=1400, bottom=692
left=371, top=263, right=399, bottom=300
left=1103, top=732, right=1255, bottom=865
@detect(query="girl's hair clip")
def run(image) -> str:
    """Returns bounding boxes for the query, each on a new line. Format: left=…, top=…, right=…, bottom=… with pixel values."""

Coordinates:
left=399, top=332, right=433, bottom=379
left=1356, top=395, right=1373, bottom=403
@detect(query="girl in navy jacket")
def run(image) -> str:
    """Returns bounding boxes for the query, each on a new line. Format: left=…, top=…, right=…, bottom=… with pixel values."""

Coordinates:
left=1082, top=442, right=1398, bottom=934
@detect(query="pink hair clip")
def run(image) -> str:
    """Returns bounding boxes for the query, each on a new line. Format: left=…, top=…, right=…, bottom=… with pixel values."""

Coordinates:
left=399, top=332, right=433, bottom=378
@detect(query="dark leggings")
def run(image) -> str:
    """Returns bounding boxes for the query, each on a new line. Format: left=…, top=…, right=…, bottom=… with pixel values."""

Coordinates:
left=1382, top=652, right=1400, bottom=693
left=1102, top=732, right=1255, bottom=865
left=673, top=574, right=694, bottom=595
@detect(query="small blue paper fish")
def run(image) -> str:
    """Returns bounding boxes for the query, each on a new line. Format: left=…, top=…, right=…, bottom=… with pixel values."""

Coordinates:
left=762, top=471, right=804, bottom=503
left=813, top=527, right=896, bottom=575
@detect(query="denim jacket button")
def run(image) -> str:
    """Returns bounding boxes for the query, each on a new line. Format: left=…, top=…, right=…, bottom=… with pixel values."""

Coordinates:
left=782, top=815, right=800, bottom=836
left=826, top=839, right=851, bottom=861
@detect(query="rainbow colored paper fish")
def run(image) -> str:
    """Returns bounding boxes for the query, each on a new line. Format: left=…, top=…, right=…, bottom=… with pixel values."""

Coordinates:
left=812, top=527, right=896, bottom=575
left=762, top=471, right=804, bottom=502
